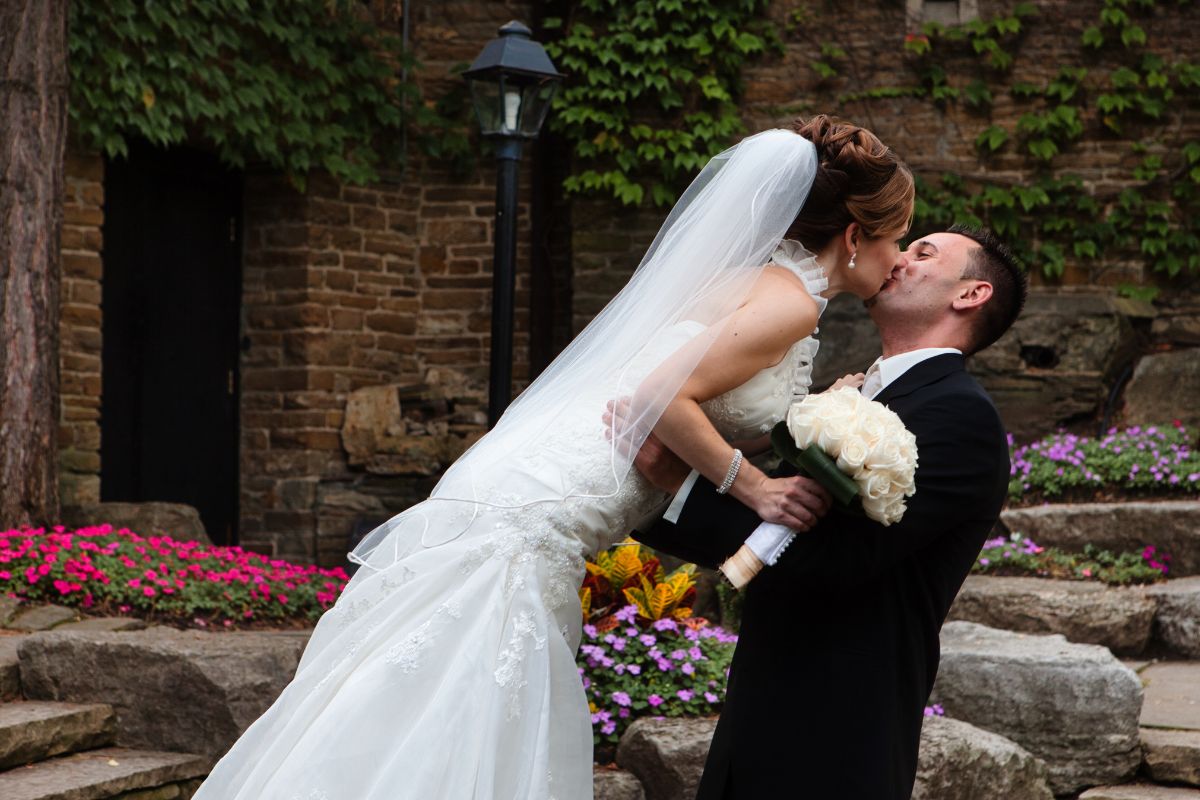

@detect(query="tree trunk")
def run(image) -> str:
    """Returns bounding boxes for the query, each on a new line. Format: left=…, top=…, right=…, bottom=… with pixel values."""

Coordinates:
left=0, top=0, right=68, bottom=528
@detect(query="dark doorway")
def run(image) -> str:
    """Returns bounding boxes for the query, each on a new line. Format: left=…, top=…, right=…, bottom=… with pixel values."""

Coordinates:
left=102, top=144, right=242, bottom=545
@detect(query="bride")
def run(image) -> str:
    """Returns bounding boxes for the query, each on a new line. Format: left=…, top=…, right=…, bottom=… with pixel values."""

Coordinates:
left=194, top=116, right=915, bottom=800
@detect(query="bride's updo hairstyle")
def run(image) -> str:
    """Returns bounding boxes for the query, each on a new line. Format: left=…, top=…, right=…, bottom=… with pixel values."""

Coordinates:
left=785, top=115, right=914, bottom=251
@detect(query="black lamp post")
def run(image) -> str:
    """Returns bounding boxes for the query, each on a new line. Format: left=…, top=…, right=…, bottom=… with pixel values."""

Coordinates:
left=464, top=21, right=563, bottom=428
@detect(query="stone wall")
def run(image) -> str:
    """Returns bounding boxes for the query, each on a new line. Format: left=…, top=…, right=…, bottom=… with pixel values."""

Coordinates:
left=562, top=0, right=1200, bottom=436
left=236, top=0, right=538, bottom=562
left=58, top=151, right=105, bottom=507
left=54, top=0, right=1200, bottom=561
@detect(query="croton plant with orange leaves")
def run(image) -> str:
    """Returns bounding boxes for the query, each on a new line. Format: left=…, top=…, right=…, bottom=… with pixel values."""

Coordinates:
left=580, top=538, right=697, bottom=628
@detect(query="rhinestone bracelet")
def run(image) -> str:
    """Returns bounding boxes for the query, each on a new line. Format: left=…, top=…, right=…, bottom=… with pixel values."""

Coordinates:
left=716, top=448, right=743, bottom=495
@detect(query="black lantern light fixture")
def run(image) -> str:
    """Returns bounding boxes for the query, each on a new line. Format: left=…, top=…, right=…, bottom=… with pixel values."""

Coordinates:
left=464, top=21, right=563, bottom=427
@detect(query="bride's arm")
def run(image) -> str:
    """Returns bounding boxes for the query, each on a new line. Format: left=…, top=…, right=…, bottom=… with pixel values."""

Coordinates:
left=650, top=277, right=823, bottom=530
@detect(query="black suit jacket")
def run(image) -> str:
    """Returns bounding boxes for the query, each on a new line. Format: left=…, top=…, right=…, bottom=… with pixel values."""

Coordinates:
left=635, top=354, right=1009, bottom=800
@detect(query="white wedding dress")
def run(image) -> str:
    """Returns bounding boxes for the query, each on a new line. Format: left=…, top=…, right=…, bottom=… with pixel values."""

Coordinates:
left=194, top=247, right=826, bottom=800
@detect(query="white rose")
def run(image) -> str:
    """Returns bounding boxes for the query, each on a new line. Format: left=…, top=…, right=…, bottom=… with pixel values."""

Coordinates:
left=786, top=404, right=818, bottom=449
left=861, top=469, right=894, bottom=500
left=837, top=435, right=870, bottom=472
left=861, top=495, right=890, bottom=523
left=818, top=415, right=854, bottom=452
left=866, top=439, right=904, bottom=471
left=857, top=414, right=886, bottom=447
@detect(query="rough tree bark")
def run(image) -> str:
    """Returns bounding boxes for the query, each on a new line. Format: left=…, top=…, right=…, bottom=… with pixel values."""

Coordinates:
left=0, top=1, right=68, bottom=527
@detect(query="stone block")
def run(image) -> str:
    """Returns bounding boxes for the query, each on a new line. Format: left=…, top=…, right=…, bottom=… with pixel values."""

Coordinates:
left=0, top=747, right=209, bottom=800
left=594, top=767, right=647, bottom=800
left=1080, top=785, right=1200, bottom=799
left=19, top=628, right=311, bottom=758
left=948, top=576, right=1156, bottom=655
left=1142, top=728, right=1200, bottom=786
left=1124, top=348, right=1200, bottom=432
left=1146, top=578, right=1200, bottom=657
left=60, top=502, right=212, bottom=545
left=0, top=701, right=116, bottom=769
left=968, top=289, right=1139, bottom=437
left=1000, top=502, right=1200, bottom=576
left=912, top=715, right=1054, bottom=800
left=931, top=622, right=1143, bottom=794
left=616, top=717, right=717, bottom=800
left=0, top=635, right=24, bottom=700
left=6, top=604, right=79, bottom=632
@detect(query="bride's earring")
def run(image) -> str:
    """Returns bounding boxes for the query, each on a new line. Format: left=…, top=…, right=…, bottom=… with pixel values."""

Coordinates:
left=848, top=252, right=857, bottom=270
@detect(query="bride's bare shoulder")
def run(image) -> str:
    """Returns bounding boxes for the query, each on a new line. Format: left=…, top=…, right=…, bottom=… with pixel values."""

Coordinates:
left=750, top=266, right=820, bottom=318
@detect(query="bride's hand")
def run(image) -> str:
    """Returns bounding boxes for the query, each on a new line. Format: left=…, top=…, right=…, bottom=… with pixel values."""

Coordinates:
left=745, top=474, right=833, bottom=531
left=829, top=373, right=865, bottom=391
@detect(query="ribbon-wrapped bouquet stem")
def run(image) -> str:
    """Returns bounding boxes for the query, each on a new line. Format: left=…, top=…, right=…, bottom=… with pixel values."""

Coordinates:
left=719, top=386, right=919, bottom=589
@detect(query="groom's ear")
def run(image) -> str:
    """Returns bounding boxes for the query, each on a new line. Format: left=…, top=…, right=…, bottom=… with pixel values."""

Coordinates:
left=953, top=280, right=993, bottom=311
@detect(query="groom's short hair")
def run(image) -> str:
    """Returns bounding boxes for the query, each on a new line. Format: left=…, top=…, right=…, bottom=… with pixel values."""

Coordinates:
left=949, top=224, right=1027, bottom=355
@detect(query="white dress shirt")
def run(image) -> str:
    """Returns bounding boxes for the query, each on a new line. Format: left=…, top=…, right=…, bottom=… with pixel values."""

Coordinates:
left=661, top=348, right=961, bottom=537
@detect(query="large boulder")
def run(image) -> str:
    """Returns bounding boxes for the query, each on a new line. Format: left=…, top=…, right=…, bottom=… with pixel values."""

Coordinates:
left=931, top=622, right=1143, bottom=794
left=18, top=628, right=311, bottom=758
left=1123, top=348, right=1200, bottom=433
left=1000, top=501, right=1200, bottom=576
left=1145, top=577, right=1200, bottom=657
left=968, top=289, right=1140, bottom=438
left=912, top=715, right=1054, bottom=800
left=60, top=502, right=211, bottom=545
left=947, top=576, right=1156, bottom=655
left=616, top=717, right=717, bottom=800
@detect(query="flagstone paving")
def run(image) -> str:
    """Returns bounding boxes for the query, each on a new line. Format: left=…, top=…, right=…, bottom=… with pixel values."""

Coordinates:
left=1140, top=662, right=1200, bottom=731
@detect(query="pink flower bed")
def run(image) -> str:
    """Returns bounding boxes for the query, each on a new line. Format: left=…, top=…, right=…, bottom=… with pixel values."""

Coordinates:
left=0, top=525, right=349, bottom=627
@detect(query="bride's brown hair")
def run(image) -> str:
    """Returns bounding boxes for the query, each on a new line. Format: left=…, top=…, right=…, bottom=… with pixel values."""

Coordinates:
left=785, top=115, right=914, bottom=251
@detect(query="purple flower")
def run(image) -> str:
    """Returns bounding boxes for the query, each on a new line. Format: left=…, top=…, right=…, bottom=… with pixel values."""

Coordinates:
left=652, top=618, right=679, bottom=632
left=677, top=689, right=695, bottom=702
left=705, top=691, right=720, bottom=703
left=978, top=558, right=990, bottom=566
left=619, top=707, right=630, bottom=719
left=612, top=691, right=632, bottom=707
left=627, top=664, right=641, bottom=676
left=639, top=634, right=657, bottom=647
left=625, top=627, right=639, bottom=637
left=681, top=662, right=695, bottom=675
left=648, top=694, right=664, bottom=707
left=583, top=624, right=597, bottom=639
left=615, top=605, right=638, bottom=623
left=602, top=720, right=617, bottom=735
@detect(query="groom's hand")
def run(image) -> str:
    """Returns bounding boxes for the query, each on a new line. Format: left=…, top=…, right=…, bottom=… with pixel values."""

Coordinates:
left=604, top=399, right=690, bottom=493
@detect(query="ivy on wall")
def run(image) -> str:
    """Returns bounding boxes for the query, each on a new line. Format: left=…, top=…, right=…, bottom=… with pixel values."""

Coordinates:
left=68, top=0, right=468, bottom=187
left=545, top=0, right=1199, bottom=282
left=542, top=0, right=775, bottom=207
left=798, top=0, right=1200, bottom=281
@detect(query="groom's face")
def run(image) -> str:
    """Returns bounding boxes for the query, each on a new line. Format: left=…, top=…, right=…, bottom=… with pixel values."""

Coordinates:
left=865, top=232, right=976, bottom=321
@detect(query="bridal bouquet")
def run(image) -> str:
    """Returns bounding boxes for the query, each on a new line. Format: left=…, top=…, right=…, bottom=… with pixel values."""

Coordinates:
left=719, top=387, right=919, bottom=589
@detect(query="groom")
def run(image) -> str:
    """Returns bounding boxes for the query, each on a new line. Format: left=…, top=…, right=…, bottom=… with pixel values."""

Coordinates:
left=632, top=225, right=1026, bottom=799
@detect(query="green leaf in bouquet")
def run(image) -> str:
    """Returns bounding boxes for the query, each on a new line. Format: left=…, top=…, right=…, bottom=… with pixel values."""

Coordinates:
left=770, top=421, right=860, bottom=507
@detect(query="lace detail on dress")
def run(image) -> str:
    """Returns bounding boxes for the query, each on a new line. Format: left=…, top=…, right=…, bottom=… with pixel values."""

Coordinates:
left=383, top=597, right=465, bottom=674
left=495, top=610, right=548, bottom=720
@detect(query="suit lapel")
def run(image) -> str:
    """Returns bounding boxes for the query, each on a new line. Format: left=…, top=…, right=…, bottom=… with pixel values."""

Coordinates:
left=870, top=353, right=965, bottom=407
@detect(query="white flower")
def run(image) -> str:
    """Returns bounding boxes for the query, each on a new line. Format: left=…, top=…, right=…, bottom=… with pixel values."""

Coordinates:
left=784, top=386, right=919, bottom=526
left=836, top=435, right=870, bottom=472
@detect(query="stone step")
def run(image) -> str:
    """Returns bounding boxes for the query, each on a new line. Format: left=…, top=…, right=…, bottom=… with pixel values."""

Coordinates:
left=1141, top=662, right=1200, bottom=732
left=948, top=575, right=1156, bottom=655
left=1080, top=784, right=1200, bottom=799
left=999, top=501, right=1200, bottom=575
left=0, top=702, right=116, bottom=770
left=0, top=747, right=209, bottom=800
left=1142, top=728, right=1200, bottom=786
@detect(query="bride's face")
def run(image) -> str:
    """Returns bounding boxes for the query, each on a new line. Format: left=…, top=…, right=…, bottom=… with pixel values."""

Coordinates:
left=846, top=226, right=908, bottom=300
